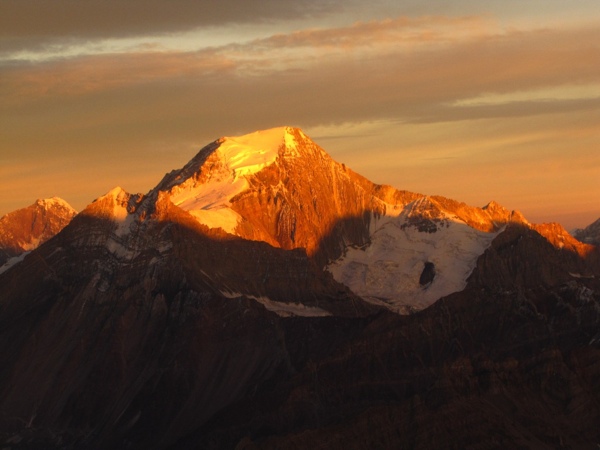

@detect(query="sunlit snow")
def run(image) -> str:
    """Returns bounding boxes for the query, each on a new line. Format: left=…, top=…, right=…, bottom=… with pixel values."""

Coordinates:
left=170, top=127, right=299, bottom=234
left=37, top=197, right=76, bottom=213
left=103, top=187, right=135, bottom=237
left=0, top=251, right=30, bottom=275
left=327, top=201, right=500, bottom=313
left=221, top=290, right=331, bottom=317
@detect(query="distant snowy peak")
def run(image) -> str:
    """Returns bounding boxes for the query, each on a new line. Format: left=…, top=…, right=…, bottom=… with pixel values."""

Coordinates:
left=574, top=217, right=600, bottom=246
left=35, top=197, right=77, bottom=214
left=149, top=126, right=532, bottom=258
left=0, top=197, right=76, bottom=223
left=76, top=127, right=314, bottom=238
left=0, top=197, right=77, bottom=268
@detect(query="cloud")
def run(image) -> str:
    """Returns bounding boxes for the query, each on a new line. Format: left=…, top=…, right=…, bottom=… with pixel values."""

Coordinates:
left=0, top=0, right=341, bottom=57
left=4, top=18, right=600, bottom=122
left=0, top=0, right=338, bottom=39
left=410, top=97, right=600, bottom=124
left=243, top=15, right=489, bottom=50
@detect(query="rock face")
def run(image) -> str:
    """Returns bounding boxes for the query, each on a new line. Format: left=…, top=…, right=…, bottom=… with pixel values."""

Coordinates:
left=419, top=261, right=436, bottom=286
left=575, top=217, right=600, bottom=245
left=0, top=197, right=76, bottom=268
left=0, top=127, right=599, bottom=449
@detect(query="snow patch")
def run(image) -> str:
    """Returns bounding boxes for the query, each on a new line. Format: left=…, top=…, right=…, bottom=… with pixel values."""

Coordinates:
left=37, top=197, right=76, bottom=213
left=170, top=176, right=247, bottom=234
left=102, top=187, right=134, bottom=237
left=169, top=127, right=298, bottom=234
left=0, top=251, right=30, bottom=275
left=328, top=205, right=499, bottom=313
left=221, top=290, right=331, bottom=317
left=219, top=127, right=286, bottom=177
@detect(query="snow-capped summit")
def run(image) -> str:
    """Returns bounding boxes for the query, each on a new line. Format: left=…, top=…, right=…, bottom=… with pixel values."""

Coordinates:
left=0, top=197, right=77, bottom=270
left=152, top=126, right=324, bottom=235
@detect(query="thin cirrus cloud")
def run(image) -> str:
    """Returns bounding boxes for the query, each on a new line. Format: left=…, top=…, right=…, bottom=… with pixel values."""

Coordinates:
left=243, top=15, right=490, bottom=49
left=0, top=0, right=340, bottom=54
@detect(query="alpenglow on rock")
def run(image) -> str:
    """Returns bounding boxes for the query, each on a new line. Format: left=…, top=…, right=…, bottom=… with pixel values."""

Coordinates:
left=0, top=197, right=76, bottom=271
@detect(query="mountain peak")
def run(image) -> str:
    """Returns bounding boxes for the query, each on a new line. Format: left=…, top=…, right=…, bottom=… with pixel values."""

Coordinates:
left=34, top=197, right=77, bottom=214
left=0, top=197, right=77, bottom=268
left=214, top=126, right=302, bottom=179
left=81, top=186, right=136, bottom=227
left=152, top=126, right=322, bottom=235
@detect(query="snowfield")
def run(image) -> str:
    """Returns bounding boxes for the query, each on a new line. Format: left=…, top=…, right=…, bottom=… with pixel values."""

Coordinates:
left=327, top=199, right=500, bottom=313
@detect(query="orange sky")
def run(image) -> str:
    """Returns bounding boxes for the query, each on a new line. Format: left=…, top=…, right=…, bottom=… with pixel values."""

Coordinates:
left=1, top=1, right=599, bottom=230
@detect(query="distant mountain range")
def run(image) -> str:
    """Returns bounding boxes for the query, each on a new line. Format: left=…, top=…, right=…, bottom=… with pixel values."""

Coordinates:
left=0, top=127, right=599, bottom=449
